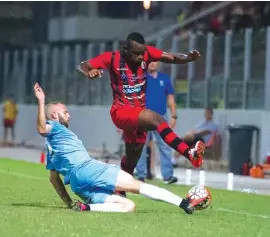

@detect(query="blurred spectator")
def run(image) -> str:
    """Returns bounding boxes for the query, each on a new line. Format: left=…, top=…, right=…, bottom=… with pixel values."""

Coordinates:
left=240, top=3, right=255, bottom=29
left=182, top=107, right=218, bottom=147
left=177, top=9, right=186, bottom=25
left=210, top=11, right=224, bottom=35
left=175, top=1, right=270, bottom=37
left=174, top=108, right=219, bottom=162
left=230, top=3, right=244, bottom=31
left=2, top=95, right=18, bottom=146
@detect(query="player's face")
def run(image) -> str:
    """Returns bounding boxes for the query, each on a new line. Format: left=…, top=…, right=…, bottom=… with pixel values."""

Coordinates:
left=204, top=109, right=212, bottom=121
left=148, top=61, right=159, bottom=72
left=127, top=41, right=146, bottom=65
left=57, top=104, right=70, bottom=128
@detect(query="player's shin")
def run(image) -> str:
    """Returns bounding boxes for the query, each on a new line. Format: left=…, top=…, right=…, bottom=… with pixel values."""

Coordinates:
left=156, top=122, right=190, bottom=159
left=139, top=183, right=185, bottom=207
left=120, top=156, right=135, bottom=175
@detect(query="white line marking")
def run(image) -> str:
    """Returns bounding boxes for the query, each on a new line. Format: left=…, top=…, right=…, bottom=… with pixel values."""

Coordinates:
left=1, top=169, right=270, bottom=219
left=214, top=207, right=270, bottom=219
left=0, top=170, right=47, bottom=181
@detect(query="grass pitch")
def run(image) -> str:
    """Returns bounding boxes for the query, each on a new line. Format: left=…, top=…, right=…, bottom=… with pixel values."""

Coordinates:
left=0, top=158, right=269, bottom=237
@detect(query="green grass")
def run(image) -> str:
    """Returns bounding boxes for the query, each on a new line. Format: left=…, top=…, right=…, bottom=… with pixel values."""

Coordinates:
left=0, top=158, right=270, bottom=237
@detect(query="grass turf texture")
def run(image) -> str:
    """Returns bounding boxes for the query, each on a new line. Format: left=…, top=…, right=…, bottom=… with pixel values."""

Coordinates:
left=0, top=158, right=269, bottom=237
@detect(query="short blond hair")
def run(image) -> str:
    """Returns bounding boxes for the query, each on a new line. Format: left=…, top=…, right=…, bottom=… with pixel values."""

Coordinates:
left=45, top=101, right=62, bottom=120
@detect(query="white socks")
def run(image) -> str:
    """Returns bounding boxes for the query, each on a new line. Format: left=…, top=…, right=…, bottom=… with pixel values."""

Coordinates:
left=139, top=183, right=183, bottom=206
left=83, top=184, right=184, bottom=212
left=89, top=203, right=129, bottom=212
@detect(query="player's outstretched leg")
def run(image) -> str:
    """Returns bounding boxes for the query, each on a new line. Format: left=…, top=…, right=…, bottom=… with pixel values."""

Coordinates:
left=73, top=195, right=135, bottom=213
left=138, top=109, right=205, bottom=168
left=115, top=170, right=208, bottom=214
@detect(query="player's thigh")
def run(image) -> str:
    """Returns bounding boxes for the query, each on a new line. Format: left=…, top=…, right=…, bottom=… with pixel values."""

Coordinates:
left=115, top=170, right=143, bottom=193
left=138, top=109, right=165, bottom=131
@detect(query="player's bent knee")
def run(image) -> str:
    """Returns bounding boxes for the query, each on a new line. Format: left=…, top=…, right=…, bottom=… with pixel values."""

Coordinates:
left=116, top=173, right=142, bottom=193
left=151, top=112, right=166, bottom=128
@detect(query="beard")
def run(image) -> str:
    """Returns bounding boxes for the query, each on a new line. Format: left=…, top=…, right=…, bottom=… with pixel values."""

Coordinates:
left=58, top=115, right=69, bottom=128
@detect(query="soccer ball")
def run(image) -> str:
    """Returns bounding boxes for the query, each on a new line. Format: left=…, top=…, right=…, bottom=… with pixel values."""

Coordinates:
left=187, top=185, right=212, bottom=210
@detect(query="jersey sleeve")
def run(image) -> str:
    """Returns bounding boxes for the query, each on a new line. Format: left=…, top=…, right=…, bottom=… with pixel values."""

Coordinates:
left=147, top=46, right=163, bottom=62
left=45, top=121, right=56, bottom=137
left=88, top=52, right=112, bottom=69
left=165, top=75, right=174, bottom=95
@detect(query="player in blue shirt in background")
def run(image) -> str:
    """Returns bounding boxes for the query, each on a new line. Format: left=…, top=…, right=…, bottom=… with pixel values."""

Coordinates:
left=33, top=83, right=207, bottom=214
left=136, top=62, right=178, bottom=184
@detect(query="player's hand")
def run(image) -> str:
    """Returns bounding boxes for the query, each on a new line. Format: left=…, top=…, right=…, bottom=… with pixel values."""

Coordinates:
left=88, top=69, right=103, bottom=79
left=169, top=118, right=176, bottom=129
left=33, top=83, right=45, bottom=102
left=187, top=50, right=201, bottom=62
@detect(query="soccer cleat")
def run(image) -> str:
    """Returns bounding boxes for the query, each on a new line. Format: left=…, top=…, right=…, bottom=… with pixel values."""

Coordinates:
left=187, top=195, right=210, bottom=211
left=179, top=199, right=194, bottom=214
left=73, top=199, right=90, bottom=211
left=180, top=195, right=209, bottom=214
left=164, top=176, right=178, bottom=184
left=189, top=141, right=205, bottom=168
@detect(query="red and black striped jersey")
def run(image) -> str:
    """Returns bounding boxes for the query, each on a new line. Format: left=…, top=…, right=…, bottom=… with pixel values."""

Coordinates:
left=89, top=46, right=163, bottom=107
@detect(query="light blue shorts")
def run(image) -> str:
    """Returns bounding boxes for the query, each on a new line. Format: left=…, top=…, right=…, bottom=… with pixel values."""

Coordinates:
left=69, top=160, right=120, bottom=204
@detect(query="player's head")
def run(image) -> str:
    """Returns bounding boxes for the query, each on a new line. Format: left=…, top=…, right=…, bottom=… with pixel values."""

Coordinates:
left=204, top=107, right=213, bottom=121
left=45, top=102, right=70, bottom=128
left=148, top=61, right=159, bottom=73
left=122, top=32, right=146, bottom=65
left=7, top=94, right=15, bottom=103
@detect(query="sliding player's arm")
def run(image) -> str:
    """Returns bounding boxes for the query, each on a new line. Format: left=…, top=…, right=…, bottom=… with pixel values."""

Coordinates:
left=147, top=46, right=201, bottom=64
left=33, top=83, right=73, bottom=208
left=33, top=83, right=52, bottom=136
left=50, top=170, right=73, bottom=208
left=76, top=52, right=112, bottom=79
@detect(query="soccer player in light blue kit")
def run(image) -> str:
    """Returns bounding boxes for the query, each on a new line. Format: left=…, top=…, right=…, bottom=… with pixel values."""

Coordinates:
left=34, top=83, right=208, bottom=214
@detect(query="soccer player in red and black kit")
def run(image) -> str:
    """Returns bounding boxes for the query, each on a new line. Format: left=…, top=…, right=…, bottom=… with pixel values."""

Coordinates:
left=77, top=32, right=205, bottom=193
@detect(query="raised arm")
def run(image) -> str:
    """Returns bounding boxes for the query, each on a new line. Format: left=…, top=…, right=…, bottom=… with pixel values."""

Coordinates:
left=147, top=46, right=201, bottom=64
left=159, top=50, right=201, bottom=64
left=76, top=61, right=93, bottom=77
left=33, top=83, right=52, bottom=136
left=50, top=170, right=73, bottom=208
left=76, top=52, right=112, bottom=79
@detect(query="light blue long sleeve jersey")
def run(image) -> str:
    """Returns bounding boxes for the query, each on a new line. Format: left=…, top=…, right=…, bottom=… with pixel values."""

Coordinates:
left=44, top=120, right=120, bottom=204
left=45, top=120, right=92, bottom=185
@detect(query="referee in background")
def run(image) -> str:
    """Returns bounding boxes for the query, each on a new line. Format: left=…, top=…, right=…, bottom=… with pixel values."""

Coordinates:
left=136, top=61, right=178, bottom=184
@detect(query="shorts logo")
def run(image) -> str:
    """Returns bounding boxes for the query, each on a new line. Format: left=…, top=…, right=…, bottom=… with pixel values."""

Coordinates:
left=141, top=61, right=146, bottom=69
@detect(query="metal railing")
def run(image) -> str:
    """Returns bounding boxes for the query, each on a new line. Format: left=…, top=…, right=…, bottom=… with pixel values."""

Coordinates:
left=0, top=27, right=270, bottom=110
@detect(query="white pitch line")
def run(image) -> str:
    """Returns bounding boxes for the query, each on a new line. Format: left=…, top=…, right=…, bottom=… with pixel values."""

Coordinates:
left=0, top=169, right=47, bottom=181
left=213, top=207, right=270, bottom=219
left=1, top=169, right=270, bottom=220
